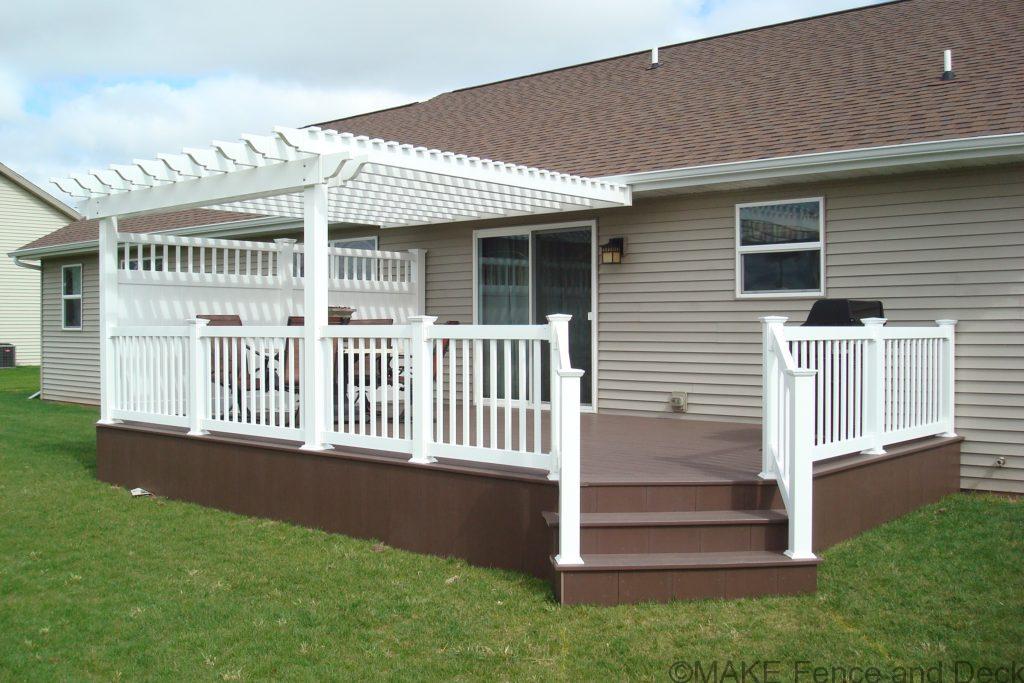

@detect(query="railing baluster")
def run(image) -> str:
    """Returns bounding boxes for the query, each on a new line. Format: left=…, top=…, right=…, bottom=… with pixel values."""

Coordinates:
left=517, top=339, right=526, bottom=452
left=488, top=339, right=498, bottom=449
left=503, top=339, right=512, bottom=451
left=532, top=339, right=542, bottom=455
left=435, top=339, right=444, bottom=443
left=461, top=339, right=470, bottom=446
left=449, top=335, right=456, bottom=445
left=474, top=339, right=483, bottom=447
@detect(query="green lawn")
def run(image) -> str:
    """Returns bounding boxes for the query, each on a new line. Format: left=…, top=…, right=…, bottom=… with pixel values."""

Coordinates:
left=0, top=366, right=1021, bottom=681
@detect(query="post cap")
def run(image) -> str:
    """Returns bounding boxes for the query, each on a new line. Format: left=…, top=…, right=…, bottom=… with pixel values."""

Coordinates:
left=556, top=368, right=585, bottom=379
left=935, top=319, right=957, bottom=327
left=408, top=315, right=438, bottom=325
left=759, top=315, right=789, bottom=324
left=861, top=317, right=887, bottom=327
left=546, top=313, right=572, bottom=323
left=273, top=238, right=297, bottom=245
left=189, top=317, right=211, bottom=326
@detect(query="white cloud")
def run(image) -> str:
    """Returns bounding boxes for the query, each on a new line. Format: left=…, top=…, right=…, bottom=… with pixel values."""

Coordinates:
left=0, top=0, right=881, bottom=200
left=0, top=76, right=415, bottom=200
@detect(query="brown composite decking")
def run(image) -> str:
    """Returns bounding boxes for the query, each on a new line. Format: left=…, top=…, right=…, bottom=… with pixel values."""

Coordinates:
left=319, top=409, right=762, bottom=484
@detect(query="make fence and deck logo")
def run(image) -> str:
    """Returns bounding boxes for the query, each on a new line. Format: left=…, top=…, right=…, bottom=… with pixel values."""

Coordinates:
left=668, top=661, right=1023, bottom=683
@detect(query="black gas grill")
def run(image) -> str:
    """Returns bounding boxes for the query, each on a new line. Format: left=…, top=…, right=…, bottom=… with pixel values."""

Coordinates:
left=802, top=299, right=884, bottom=326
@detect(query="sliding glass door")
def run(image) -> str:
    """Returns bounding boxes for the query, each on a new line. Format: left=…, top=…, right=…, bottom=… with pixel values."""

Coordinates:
left=476, top=224, right=594, bottom=406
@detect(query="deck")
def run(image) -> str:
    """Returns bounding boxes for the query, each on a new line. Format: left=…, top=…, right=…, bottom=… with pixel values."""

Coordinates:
left=96, top=412, right=961, bottom=605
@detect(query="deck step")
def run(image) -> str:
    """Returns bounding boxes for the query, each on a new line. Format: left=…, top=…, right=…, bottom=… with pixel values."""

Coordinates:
left=543, top=510, right=789, bottom=554
left=553, top=551, right=819, bottom=605
left=556, top=550, right=817, bottom=571
left=542, top=510, right=787, bottom=527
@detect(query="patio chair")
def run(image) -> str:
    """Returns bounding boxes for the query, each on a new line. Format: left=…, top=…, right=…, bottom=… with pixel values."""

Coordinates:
left=196, top=314, right=272, bottom=421
left=384, top=321, right=460, bottom=421
left=273, top=313, right=354, bottom=424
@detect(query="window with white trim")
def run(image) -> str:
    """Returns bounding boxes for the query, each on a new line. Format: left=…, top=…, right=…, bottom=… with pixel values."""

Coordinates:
left=736, top=197, right=824, bottom=297
left=61, top=264, right=83, bottom=330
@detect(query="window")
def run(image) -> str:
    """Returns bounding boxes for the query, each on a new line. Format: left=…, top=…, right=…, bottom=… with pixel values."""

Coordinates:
left=61, top=264, right=83, bottom=330
left=329, top=236, right=378, bottom=250
left=120, top=253, right=164, bottom=271
left=736, top=197, right=824, bottom=297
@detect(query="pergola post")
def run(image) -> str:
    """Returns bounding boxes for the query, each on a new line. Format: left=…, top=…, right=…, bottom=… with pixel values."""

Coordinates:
left=97, top=216, right=121, bottom=424
left=300, top=183, right=330, bottom=451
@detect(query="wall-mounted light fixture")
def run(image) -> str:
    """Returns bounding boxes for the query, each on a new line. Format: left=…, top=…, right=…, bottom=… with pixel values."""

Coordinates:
left=600, top=237, right=624, bottom=264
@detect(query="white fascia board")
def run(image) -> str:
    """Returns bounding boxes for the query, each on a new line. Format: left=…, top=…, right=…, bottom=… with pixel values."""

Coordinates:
left=602, top=133, right=1024, bottom=193
left=7, top=215, right=297, bottom=260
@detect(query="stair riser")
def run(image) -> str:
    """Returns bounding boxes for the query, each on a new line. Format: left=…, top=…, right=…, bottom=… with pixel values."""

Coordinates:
left=583, top=484, right=783, bottom=513
left=557, top=564, right=816, bottom=605
left=564, top=523, right=788, bottom=554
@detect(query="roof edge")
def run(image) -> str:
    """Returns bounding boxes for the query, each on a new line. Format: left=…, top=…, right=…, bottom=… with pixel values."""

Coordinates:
left=603, top=133, right=1024, bottom=192
left=9, top=215, right=298, bottom=260
left=0, top=161, right=80, bottom=219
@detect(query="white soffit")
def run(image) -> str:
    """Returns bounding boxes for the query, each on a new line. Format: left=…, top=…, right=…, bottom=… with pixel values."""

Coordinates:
left=53, top=126, right=631, bottom=227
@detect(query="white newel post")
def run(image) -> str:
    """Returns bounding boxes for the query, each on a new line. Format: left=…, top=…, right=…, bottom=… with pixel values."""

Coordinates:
left=860, top=317, right=888, bottom=455
left=759, top=316, right=788, bottom=479
left=786, top=368, right=817, bottom=560
left=409, top=315, right=438, bottom=463
left=555, top=368, right=585, bottom=566
left=97, top=216, right=120, bottom=424
left=409, top=249, right=427, bottom=315
left=300, top=183, right=330, bottom=451
left=274, top=238, right=297, bottom=314
left=546, top=314, right=572, bottom=481
left=936, top=319, right=957, bottom=437
left=187, top=317, right=211, bottom=436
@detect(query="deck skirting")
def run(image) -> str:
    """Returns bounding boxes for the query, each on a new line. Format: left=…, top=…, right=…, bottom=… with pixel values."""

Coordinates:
left=96, top=422, right=961, bottom=604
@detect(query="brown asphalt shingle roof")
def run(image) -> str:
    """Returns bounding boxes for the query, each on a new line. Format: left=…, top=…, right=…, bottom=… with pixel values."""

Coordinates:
left=21, top=0, right=1024, bottom=254
left=319, top=0, right=1023, bottom=177
left=18, top=209, right=261, bottom=252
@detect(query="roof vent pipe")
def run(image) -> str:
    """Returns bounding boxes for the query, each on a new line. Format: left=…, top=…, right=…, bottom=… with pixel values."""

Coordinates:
left=941, top=49, right=955, bottom=80
left=649, top=46, right=660, bottom=70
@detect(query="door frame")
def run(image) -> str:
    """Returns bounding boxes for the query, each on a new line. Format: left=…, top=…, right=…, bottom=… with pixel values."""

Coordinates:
left=471, top=219, right=598, bottom=412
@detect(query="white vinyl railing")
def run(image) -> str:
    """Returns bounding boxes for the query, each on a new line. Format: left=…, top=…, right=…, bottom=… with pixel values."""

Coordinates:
left=761, top=316, right=956, bottom=559
left=117, top=232, right=421, bottom=294
left=106, top=313, right=585, bottom=566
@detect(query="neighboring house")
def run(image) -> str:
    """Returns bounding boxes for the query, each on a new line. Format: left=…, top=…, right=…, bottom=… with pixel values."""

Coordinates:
left=12, top=0, right=1024, bottom=504
left=0, top=162, right=80, bottom=366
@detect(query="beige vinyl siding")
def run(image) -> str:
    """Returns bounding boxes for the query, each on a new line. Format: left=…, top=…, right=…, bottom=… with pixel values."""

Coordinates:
left=0, top=173, right=72, bottom=365
left=41, top=255, right=100, bottom=404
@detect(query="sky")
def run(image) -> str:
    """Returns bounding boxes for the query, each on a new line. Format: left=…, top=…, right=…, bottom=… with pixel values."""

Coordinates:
left=0, top=0, right=881, bottom=204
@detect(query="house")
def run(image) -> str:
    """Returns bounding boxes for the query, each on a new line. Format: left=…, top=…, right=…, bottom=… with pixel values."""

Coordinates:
left=1, top=161, right=80, bottom=367
left=10, top=0, right=1022, bottom=604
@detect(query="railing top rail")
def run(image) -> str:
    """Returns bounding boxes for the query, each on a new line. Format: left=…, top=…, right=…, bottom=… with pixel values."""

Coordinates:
left=294, top=244, right=411, bottom=260
left=429, top=324, right=551, bottom=341
left=878, top=326, right=954, bottom=340
left=199, top=325, right=305, bottom=338
left=119, top=232, right=281, bottom=251
left=111, top=324, right=192, bottom=337
left=320, top=325, right=413, bottom=339
left=769, top=325, right=801, bottom=375
left=781, top=324, right=952, bottom=342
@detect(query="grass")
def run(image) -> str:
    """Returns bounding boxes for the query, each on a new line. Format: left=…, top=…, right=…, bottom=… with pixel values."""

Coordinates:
left=0, top=366, right=1021, bottom=681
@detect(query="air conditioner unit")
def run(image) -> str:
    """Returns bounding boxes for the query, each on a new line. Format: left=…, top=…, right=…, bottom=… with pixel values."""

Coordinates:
left=0, top=344, right=15, bottom=369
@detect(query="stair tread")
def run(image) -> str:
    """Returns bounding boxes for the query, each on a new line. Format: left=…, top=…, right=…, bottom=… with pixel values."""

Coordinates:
left=542, top=509, right=787, bottom=527
left=554, top=550, right=819, bottom=571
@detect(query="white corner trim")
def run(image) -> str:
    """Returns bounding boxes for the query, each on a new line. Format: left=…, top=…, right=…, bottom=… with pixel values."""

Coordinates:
left=602, top=133, right=1024, bottom=193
